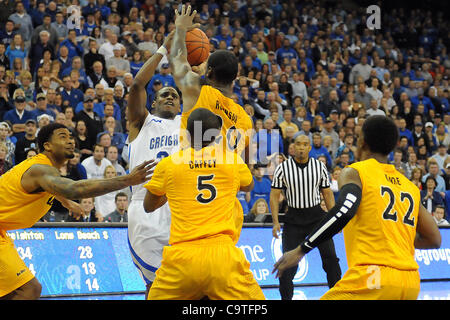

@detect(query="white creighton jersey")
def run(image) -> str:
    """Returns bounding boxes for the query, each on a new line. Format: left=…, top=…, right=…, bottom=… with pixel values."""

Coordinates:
left=128, top=113, right=181, bottom=201
left=127, top=112, right=180, bottom=284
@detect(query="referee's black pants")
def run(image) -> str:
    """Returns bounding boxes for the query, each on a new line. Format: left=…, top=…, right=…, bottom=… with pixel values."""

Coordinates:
left=279, top=221, right=342, bottom=300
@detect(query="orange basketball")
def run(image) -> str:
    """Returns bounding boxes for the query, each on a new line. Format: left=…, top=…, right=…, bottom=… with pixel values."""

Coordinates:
left=185, top=28, right=210, bottom=66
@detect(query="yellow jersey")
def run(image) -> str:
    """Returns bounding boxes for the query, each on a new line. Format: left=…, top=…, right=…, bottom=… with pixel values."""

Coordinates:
left=180, top=85, right=253, bottom=155
left=144, top=146, right=253, bottom=245
left=345, top=159, right=420, bottom=271
left=0, top=154, right=55, bottom=231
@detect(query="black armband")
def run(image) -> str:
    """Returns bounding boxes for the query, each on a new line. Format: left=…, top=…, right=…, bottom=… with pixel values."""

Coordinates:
left=300, top=183, right=362, bottom=254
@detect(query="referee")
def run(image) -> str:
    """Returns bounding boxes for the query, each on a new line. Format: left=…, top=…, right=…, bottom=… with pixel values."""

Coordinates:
left=270, top=134, right=341, bottom=300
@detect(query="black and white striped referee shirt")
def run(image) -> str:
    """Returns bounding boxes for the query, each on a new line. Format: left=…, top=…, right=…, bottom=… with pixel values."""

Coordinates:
left=271, top=157, right=330, bottom=209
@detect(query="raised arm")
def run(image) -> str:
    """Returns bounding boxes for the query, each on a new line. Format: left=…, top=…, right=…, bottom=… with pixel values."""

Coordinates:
left=170, top=5, right=202, bottom=114
left=24, top=160, right=156, bottom=200
left=127, top=31, right=175, bottom=142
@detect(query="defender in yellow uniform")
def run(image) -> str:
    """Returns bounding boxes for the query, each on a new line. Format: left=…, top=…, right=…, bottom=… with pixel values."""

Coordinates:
left=170, top=5, right=253, bottom=159
left=273, top=115, right=441, bottom=300
left=169, top=6, right=255, bottom=251
left=143, top=109, right=265, bottom=300
left=0, top=123, right=154, bottom=299
left=180, top=84, right=253, bottom=155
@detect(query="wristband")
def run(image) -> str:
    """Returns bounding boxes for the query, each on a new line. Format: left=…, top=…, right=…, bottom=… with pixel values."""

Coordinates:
left=156, top=46, right=168, bottom=56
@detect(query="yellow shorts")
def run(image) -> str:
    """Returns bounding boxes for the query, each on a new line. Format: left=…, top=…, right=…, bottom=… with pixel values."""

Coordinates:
left=321, top=265, right=420, bottom=300
left=148, top=236, right=265, bottom=300
left=0, top=230, right=35, bottom=297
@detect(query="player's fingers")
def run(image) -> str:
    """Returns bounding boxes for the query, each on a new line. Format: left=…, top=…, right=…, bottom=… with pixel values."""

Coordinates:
left=272, top=259, right=281, bottom=274
left=192, top=9, right=197, bottom=17
left=186, top=5, right=191, bottom=16
left=137, top=159, right=155, bottom=169
left=181, top=4, right=185, bottom=15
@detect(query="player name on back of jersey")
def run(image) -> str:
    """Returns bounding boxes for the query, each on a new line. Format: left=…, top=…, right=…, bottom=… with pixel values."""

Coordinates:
left=215, top=100, right=238, bottom=124
left=189, top=159, right=217, bottom=169
left=385, top=174, right=402, bottom=185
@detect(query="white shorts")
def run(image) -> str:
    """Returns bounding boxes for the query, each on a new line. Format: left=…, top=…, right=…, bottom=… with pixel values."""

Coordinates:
left=127, top=199, right=171, bottom=284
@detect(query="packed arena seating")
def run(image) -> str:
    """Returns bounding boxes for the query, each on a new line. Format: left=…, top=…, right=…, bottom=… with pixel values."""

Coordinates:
left=0, top=0, right=449, bottom=226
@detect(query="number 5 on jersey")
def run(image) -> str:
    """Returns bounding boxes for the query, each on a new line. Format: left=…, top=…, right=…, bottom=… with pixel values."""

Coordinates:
left=196, top=174, right=217, bottom=204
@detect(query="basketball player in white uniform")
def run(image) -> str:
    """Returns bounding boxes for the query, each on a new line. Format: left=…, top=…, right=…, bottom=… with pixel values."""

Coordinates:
left=126, top=30, right=182, bottom=297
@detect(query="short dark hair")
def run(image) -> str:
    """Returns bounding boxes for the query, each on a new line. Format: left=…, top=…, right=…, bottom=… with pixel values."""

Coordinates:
left=93, top=143, right=105, bottom=151
left=115, top=192, right=128, bottom=202
left=206, top=50, right=238, bottom=85
left=362, top=115, right=399, bottom=155
left=187, top=108, right=222, bottom=149
left=37, top=123, right=68, bottom=152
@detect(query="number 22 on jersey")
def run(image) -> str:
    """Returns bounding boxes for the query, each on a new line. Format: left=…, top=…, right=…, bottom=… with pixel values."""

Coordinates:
left=380, top=185, right=415, bottom=227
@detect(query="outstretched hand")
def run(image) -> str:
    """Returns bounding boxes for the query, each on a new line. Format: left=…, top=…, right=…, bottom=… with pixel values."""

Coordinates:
left=272, top=246, right=305, bottom=279
left=163, top=23, right=201, bottom=53
left=174, top=4, right=197, bottom=29
left=126, top=160, right=157, bottom=185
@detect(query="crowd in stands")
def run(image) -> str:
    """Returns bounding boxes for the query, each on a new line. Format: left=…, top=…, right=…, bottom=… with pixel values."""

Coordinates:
left=0, top=0, right=449, bottom=226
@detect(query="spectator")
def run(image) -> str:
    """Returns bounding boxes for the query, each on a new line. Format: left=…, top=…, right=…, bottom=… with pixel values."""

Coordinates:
left=104, top=192, right=129, bottom=222
left=279, top=109, right=299, bottom=138
left=354, top=82, right=373, bottom=109
left=244, top=198, right=270, bottom=223
left=3, top=91, right=34, bottom=140
left=99, top=32, right=120, bottom=60
left=5, top=34, right=27, bottom=71
left=59, top=29, right=84, bottom=59
left=30, top=93, right=56, bottom=121
left=434, top=122, right=450, bottom=147
left=105, top=145, right=126, bottom=177
left=100, top=116, right=125, bottom=152
left=87, top=61, right=108, bottom=89
left=14, top=119, right=37, bottom=164
left=349, top=55, right=372, bottom=84
left=420, top=176, right=444, bottom=213
left=8, top=1, right=33, bottom=45
left=366, top=98, right=386, bottom=117
left=51, top=11, right=68, bottom=43
left=309, top=132, right=333, bottom=169
left=0, top=121, right=15, bottom=164
left=67, top=198, right=104, bottom=222
left=422, top=161, right=446, bottom=193
left=0, top=141, right=13, bottom=175
left=431, top=144, right=449, bottom=170
left=432, top=205, right=449, bottom=226
left=253, top=117, right=284, bottom=165
left=74, top=94, right=103, bottom=147
left=106, top=44, right=131, bottom=79
left=247, top=164, right=272, bottom=211
left=81, top=143, right=112, bottom=180
left=335, top=133, right=356, bottom=163
left=60, top=75, right=84, bottom=107
left=94, top=165, right=119, bottom=218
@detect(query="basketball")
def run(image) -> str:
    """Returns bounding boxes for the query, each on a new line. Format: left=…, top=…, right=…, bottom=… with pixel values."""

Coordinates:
left=185, top=28, right=210, bottom=66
